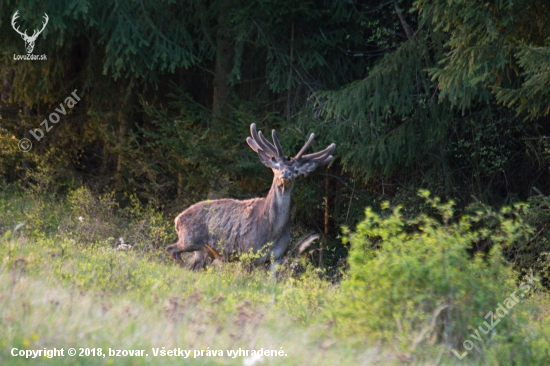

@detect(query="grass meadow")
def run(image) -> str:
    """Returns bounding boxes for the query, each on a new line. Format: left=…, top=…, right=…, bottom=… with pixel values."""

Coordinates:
left=1, top=186, right=550, bottom=365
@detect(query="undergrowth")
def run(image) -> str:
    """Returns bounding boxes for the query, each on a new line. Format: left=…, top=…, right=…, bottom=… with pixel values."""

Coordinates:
left=1, top=185, right=550, bottom=364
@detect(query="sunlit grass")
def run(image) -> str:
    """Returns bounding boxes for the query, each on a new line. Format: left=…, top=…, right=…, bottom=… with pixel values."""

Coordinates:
left=2, top=187, right=550, bottom=365
left=0, top=235, right=379, bottom=366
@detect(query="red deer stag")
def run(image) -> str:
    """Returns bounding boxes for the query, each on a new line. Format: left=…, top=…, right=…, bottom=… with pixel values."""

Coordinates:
left=166, top=123, right=335, bottom=271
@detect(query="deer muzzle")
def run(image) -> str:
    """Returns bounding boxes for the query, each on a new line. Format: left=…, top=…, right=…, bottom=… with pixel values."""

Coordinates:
left=278, top=171, right=293, bottom=189
left=280, top=170, right=292, bottom=181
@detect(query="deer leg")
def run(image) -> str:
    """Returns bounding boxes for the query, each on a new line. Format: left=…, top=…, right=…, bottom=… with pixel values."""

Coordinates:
left=166, top=243, right=185, bottom=267
left=269, top=228, right=291, bottom=279
left=189, top=249, right=210, bottom=271
left=205, top=244, right=224, bottom=262
left=270, top=260, right=282, bottom=280
left=167, top=241, right=209, bottom=269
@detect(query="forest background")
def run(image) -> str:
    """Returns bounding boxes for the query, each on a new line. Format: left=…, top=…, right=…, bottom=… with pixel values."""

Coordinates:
left=3, top=0, right=550, bottom=276
left=3, top=0, right=550, bottom=364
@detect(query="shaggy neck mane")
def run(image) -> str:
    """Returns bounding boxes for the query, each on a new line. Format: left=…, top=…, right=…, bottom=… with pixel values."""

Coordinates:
left=260, top=176, right=294, bottom=234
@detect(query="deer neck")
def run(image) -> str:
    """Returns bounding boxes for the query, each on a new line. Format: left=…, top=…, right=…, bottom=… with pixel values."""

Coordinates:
left=262, top=177, right=294, bottom=233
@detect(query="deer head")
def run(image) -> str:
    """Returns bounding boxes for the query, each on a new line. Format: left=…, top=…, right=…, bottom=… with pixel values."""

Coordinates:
left=12, top=11, right=49, bottom=54
left=246, top=123, right=335, bottom=190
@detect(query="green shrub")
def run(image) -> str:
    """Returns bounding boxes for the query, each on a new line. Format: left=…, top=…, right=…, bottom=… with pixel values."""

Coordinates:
left=58, top=187, right=121, bottom=247
left=333, top=190, right=534, bottom=361
left=486, top=292, right=550, bottom=365
left=509, top=191, right=550, bottom=286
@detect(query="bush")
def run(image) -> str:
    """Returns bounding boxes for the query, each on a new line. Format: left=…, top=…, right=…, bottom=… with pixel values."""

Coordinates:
left=333, top=190, right=535, bottom=361
left=509, top=191, right=550, bottom=287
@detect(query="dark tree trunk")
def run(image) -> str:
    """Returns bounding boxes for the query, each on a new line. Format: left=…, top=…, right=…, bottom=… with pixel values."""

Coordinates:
left=115, top=111, right=129, bottom=195
left=394, top=1, right=413, bottom=39
left=209, top=1, right=234, bottom=198
left=115, top=82, right=135, bottom=198
left=319, top=171, right=332, bottom=267
left=285, top=22, right=295, bottom=121
left=177, top=172, right=183, bottom=197
left=1, top=66, right=14, bottom=102
left=212, top=0, right=233, bottom=117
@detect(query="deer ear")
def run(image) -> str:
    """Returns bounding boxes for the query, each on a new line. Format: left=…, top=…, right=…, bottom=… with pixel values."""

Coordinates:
left=258, top=150, right=275, bottom=168
left=295, top=160, right=318, bottom=175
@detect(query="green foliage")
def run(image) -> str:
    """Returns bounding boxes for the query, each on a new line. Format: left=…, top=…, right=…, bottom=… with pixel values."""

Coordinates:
left=313, top=0, right=550, bottom=210
left=228, top=0, right=375, bottom=93
left=0, top=191, right=353, bottom=365
left=415, top=0, right=550, bottom=118
left=0, top=189, right=335, bottom=318
left=277, top=262, right=333, bottom=323
left=138, top=93, right=269, bottom=200
left=486, top=293, right=550, bottom=364
left=317, top=30, right=451, bottom=180
left=334, top=191, right=537, bottom=361
left=0, top=120, right=21, bottom=180
left=4, top=2, right=550, bottom=339
left=95, top=1, right=209, bottom=80
left=496, top=191, right=550, bottom=288
left=3, top=186, right=550, bottom=364
left=0, top=185, right=174, bottom=259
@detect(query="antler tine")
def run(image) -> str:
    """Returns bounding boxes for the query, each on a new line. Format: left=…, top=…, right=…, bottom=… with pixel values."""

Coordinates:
left=320, top=155, right=334, bottom=165
left=246, top=137, right=260, bottom=153
left=301, top=143, right=336, bottom=162
left=258, top=131, right=279, bottom=156
left=294, top=133, right=315, bottom=159
left=271, top=129, right=284, bottom=157
left=250, top=124, right=268, bottom=153
left=250, top=123, right=277, bottom=157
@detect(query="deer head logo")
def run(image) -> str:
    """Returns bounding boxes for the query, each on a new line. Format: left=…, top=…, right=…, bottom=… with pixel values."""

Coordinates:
left=11, top=11, right=49, bottom=54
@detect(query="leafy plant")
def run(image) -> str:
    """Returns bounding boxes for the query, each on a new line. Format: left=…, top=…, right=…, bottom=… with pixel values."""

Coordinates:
left=334, top=190, right=534, bottom=361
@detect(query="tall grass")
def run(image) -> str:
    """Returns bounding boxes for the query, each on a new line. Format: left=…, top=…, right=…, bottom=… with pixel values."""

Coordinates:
left=0, top=186, right=370, bottom=365
left=2, top=186, right=550, bottom=364
left=0, top=237, right=371, bottom=366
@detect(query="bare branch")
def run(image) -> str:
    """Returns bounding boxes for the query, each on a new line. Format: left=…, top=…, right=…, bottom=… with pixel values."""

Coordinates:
left=393, top=1, right=413, bottom=39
